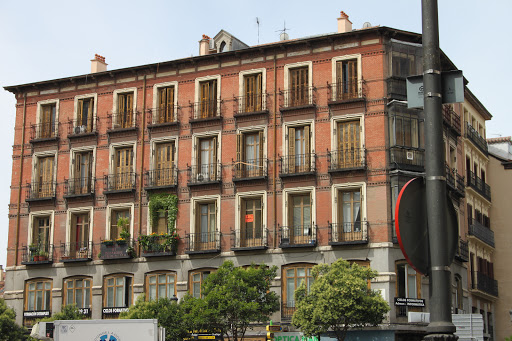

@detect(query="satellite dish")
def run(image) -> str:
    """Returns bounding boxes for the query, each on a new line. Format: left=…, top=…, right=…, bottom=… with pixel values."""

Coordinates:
left=280, top=32, right=289, bottom=41
left=362, top=22, right=372, bottom=28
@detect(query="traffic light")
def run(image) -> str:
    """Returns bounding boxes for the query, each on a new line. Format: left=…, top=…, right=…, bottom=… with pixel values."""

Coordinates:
left=266, top=332, right=274, bottom=341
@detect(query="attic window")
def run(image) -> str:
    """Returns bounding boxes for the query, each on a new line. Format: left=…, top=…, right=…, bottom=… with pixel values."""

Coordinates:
left=219, top=41, right=226, bottom=52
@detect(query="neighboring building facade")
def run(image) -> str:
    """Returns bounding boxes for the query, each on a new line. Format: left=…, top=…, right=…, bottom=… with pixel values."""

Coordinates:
left=487, top=137, right=512, bottom=341
left=3, top=11, right=490, bottom=340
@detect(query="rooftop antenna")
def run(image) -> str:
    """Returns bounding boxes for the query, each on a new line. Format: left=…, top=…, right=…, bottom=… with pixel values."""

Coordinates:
left=276, top=21, right=290, bottom=41
left=256, top=17, right=260, bottom=44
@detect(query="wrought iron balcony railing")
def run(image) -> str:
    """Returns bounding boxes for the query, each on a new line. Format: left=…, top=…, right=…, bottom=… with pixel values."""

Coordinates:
left=64, top=177, right=95, bottom=197
left=26, top=181, right=56, bottom=201
left=234, top=93, right=268, bottom=115
left=328, top=222, right=368, bottom=245
left=144, top=168, right=178, bottom=189
left=147, top=106, right=178, bottom=126
left=456, top=173, right=465, bottom=197
left=328, top=149, right=365, bottom=172
left=108, top=111, right=137, bottom=130
left=232, top=158, right=268, bottom=180
left=67, top=118, right=98, bottom=137
left=231, top=228, right=268, bottom=250
left=187, top=163, right=222, bottom=185
left=389, top=146, right=425, bottom=171
left=185, top=231, right=221, bottom=254
left=387, top=77, right=407, bottom=100
left=281, top=300, right=296, bottom=320
left=474, top=272, right=498, bottom=297
left=280, top=154, right=316, bottom=177
left=469, top=219, right=495, bottom=248
left=139, top=234, right=177, bottom=257
left=21, top=244, right=54, bottom=264
left=280, top=86, right=316, bottom=109
left=279, top=225, right=317, bottom=247
left=467, top=170, right=491, bottom=201
left=60, top=241, right=93, bottom=262
left=455, top=238, right=469, bottom=262
left=465, top=122, right=488, bottom=155
left=103, top=172, right=136, bottom=193
left=442, top=106, right=461, bottom=135
left=191, top=100, right=222, bottom=121
left=30, top=122, right=59, bottom=141
left=327, top=80, right=365, bottom=102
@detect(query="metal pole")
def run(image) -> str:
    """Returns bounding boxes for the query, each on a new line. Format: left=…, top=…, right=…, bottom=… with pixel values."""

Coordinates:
left=421, top=0, right=457, bottom=339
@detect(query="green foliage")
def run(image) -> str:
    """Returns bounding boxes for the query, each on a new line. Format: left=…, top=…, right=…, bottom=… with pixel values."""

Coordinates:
left=0, top=298, right=27, bottom=341
left=148, top=194, right=178, bottom=233
left=39, top=304, right=85, bottom=322
left=138, top=232, right=179, bottom=252
left=292, top=259, right=390, bottom=341
left=182, top=261, right=280, bottom=341
left=118, top=217, right=131, bottom=240
left=120, top=295, right=188, bottom=341
left=505, top=336, right=512, bottom=341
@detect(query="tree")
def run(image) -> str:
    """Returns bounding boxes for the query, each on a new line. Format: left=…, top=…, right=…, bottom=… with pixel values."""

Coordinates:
left=292, top=259, right=390, bottom=341
left=182, top=261, right=280, bottom=341
left=39, top=304, right=84, bottom=322
left=0, top=298, right=27, bottom=341
left=120, top=295, right=188, bottom=341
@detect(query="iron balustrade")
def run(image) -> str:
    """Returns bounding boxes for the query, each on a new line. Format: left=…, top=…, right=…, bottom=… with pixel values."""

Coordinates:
left=467, top=170, right=491, bottom=201
left=108, top=110, right=137, bottom=130
left=233, top=158, right=268, bottom=180
left=67, top=118, right=98, bottom=136
left=445, top=164, right=456, bottom=190
left=328, top=149, right=365, bottom=171
left=469, top=218, right=495, bottom=247
left=145, top=168, right=178, bottom=188
left=234, top=93, right=268, bottom=114
left=139, top=234, right=177, bottom=257
left=103, top=172, right=136, bottom=192
left=475, top=272, right=498, bottom=297
left=60, top=241, right=93, bottom=261
left=231, top=228, right=268, bottom=250
left=327, top=80, right=364, bottom=102
left=442, top=106, right=461, bottom=135
left=455, top=238, right=469, bottom=262
left=465, top=122, right=488, bottom=154
left=281, top=300, right=296, bottom=320
left=64, top=177, right=95, bottom=196
left=185, top=231, right=221, bottom=253
left=26, top=181, right=56, bottom=200
left=279, top=225, right=317, bottom=247
left=187, top=163, right=222, bottom=185
left=386, top=77, right=407, bottom=101
left=389, top=146, right=425, bottom=170
left=456, top=173, right=466, bottom=197
left=328, top=222, right=368, bottom=244
left=191, top=99, right=222, bottom=120
left=21, top=244, right=54, bottom=264
left=147, top=105, right=178, bottom=125
left=280, top=154, right=316, bottom=176
left=31, top=122, right=59, bottom=140
left=280, top=86, right=316, bottom=109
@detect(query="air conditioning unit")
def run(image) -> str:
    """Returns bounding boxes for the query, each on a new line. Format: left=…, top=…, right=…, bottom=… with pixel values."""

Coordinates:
left=406, top=151, right=414, bottom=160
left=74, top=126, right=81, bottom=134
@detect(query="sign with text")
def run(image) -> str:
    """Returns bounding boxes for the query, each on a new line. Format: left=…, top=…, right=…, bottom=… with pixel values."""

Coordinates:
left=274, top=332, right=319, bottom=341
left=245, top=214, right=254, bottom=223
left=102, top=307, right=129, bottom=315
left=394, top=297, right=426, bottom=307
left=23, top=310, right=50, bottom=318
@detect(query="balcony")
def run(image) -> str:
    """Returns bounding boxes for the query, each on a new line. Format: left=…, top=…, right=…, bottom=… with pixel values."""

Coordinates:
left=234, top=93, right=269, bottom=117
left=107, top=111, right=138, bottom=133
left=60, top=241, right=93, bottom=262
left=185, top=231, right=221, bottom=254
left=387, top=77, right=407, bottom=101
left=139, top=234, right=177, bottom=257
left=469, top=219, right=495, bottom=248
left=103, top=173, right=136, bottom=194
left=445, top=165, right=465, bottom=198
left=281, top=301, right=295, bottom=320
left=99, top=239, right=135, bottom=260
left=144, top=168, right=177, bottom=190
left=30, top=122, right=59, bottom=142
left=147, top=106, right=179, bottom=128
left=465, top=122, right=488, bottom=155
left=328, top=222, right=368, bottom=245
left=279, top=225, right=317, bottom=248
left=230, top=229, right=268, bottom=251
left=442, top=106, right=461, bottom=136
left=232, top=159, right=268, bottom=182
left=21, top=244, right=54, bottom=265
left=327, top=80, right=365, bottom=104
left=389, top=146, right=425, bottom=172
left=473, top=272, right=498, bottom=297
left=190, top=100, right=223, bottom=123
left=279, top=86, right=316, bottom=111
left=26, top=181, right=56, bottom=202
left=454, top=238, right=469, bottom=262
left=279, top=154, right=316, bottom=178
left=64, top=177, right=95, bottom=198
left=456, top=173, right=465, bottom=197
left=467, top=171, right=491, bottom=201
left=67, top=118, right=98, bottom=139
left=187, top=164, right=222, bottom=186
left=328, top=149, right=365, bottom=172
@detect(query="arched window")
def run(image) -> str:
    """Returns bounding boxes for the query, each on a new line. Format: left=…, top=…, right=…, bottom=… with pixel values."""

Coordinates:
left=189, top=268, right=216, bottom=298
left=146, top=271, right=176, bottom=301
left=63, top=276, right=92, bottom=311
left=282, top=263, right=315, bottom=319
left=104, top=274, right=133, bottom=308
left=219, top=41, right=226, bottom=52
left=25, top=278, right=52, bottom=312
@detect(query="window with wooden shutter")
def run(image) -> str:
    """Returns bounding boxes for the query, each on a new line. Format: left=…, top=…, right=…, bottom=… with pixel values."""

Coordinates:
left=200, top=80, right=217, bottom=118
left=241, top=197, right=263, bottom=247
left=73, top=151, right=93, bottom=194
left=237, top=131, right=263, bottom=178
left=77, top=98, right=94, bottom=132
left=289, top=193, right=312, bottom=244
left=70, top=212, right=90, bottom=255
left=115, top=147, right=133, bottom=190
left=198, top=137, right=217, bottom=181
left=104, top=275, right=132, bottom=308
left=117, top=93, right=134, bottom=128
left=158, top=87, right=175, bottom=123
left=155, top=142, right=174, bottom=186
left=288, top=126, right=310, bottom=173
left=338, top=189, right=362, bottom=242
left=336, top=59, right=358, bottom=100
left=289, top=67, right=308, bottom=106
left=337, top=120, right=361, bottom=168
left=196, top=202, right=216, bottom=249
left=110, top=209, right=130, bottom=240
left=40, top=104, right=56, bottom=138
left=37, top=156, right=54, bottom=197
left=33, top=216, right=51, bottom=252
left=244, top=73, right=262, bottom=112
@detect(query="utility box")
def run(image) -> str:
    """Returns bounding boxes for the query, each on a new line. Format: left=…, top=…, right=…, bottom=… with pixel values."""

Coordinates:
left=408, top=313, right=484, bottom=341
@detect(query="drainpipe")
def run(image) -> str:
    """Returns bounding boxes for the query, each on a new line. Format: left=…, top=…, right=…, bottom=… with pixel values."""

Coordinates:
left=138, top=76, right=147, bottom=255
left=273, top=52, right=278, bottom=248
left=15, top=94, right=27, bottom=265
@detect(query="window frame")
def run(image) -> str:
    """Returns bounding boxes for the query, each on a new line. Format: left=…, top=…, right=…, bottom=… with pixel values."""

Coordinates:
left=282, top=263, right=315, bottom=310
left=395, top=261, right=422, bottom=299
left=145, top=271, right=177, bottom=301
left=109, top=141, right=137, bottom=175
left=69, top=146, right=96, bottom=193
left=152, top=81, right=179, bottom=124
left=190, top=195, right=221, bottom=249
left=234, top=191, right=267, bottom=248
left=331, top=114, right=365, bottom=168
left=63, top=276, right=92, bottom=310
left=66, top=207, right=93, bottom=246
left=103, top=274, right=133, bottom=308
left=238, top=68, right=267, bottom=112
left=106, top=203, right=134, bottom=240
left=73, top=93, right=97, bottom=131
left=331, top=54, right=362, bottom=101
left=194, top=75, right=221, bottom=118
left=283, top=61, right=313, bottom=107
left=283, top=120, right=315, bottom=172
left=25, top=278, right=52, bottom=312
left=27, top=210, right=55, bottom=251
left=189, top=268, right=216, bottom=298
left=282, top=186, right=316, bottom=243
left=331, top=182, right=367, bottom=239
left=112, top=87, right=137, bottom=129
left=235, top=126, right=266, bottom=178
left=36, top=99, right=60, bottom=137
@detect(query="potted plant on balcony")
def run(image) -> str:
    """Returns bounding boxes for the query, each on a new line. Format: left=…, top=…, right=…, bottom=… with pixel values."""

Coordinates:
left=37, top=250, right=49, bottom=261
left=117, top=217, right=131, bottom=245
left=101, top=239, right=114, bottom=246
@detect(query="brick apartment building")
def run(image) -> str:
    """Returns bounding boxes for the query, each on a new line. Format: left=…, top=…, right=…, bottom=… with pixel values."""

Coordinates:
left=3, top=11, right=496, bottom=340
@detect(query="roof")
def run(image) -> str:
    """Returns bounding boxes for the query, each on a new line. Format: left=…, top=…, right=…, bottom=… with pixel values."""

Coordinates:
left=487, top=136, right=511, bottom=144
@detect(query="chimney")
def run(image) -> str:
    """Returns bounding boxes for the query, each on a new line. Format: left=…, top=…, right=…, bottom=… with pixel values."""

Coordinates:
left=199, top=35, right=211, bottom=56
left=337, top=11, right=353, bottom=33
left=91, top=54, right=107, bottom=73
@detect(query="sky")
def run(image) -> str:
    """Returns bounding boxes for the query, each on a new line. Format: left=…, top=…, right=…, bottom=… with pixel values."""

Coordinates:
left=0, top=0, right=510, bottom=267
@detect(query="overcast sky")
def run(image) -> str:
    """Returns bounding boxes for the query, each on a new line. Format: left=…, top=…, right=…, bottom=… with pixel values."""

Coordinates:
left=0, top=1, right=510, bottom=267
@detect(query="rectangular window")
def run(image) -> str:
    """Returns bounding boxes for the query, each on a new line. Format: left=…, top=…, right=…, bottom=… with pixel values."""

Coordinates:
left=197, top=137, right=217, bottom=181
left=240, top=197, right=263, bottom=247
left=72, top=151, right=93, bottom=194
left=77, top=98, right=94, bottom=132
left=287, top=125, right=311, bottom=173
left=196, top=202, right=216, bottom=247
left=36, top=156, right=54, bottom=198
left=390, top=114, right=421, bottom=148
left=289, top=67, right=309, bottom=106
left=335, top=59, right=358, bottom=100
left=338, top=189, right=362, bottom=241
left=110, top=209, right=130, bottom=240
left=200, top=79, right=217, bottom=118
left=154, top=210, right=169, bottom=235
left=113, top=147, right=133, bottom=190
left=154, top=142, right=175, bottom=186
left=26, top=280, right=52, bottom=311
left=190, top=270, right=211, bottom=298
left=105, top=275, right=132, bottom=308
left=117, top=93, right=134, bottom=128
left=70, top=212, right=90, bottom=253
left=157, top=86, right=175, bottom=123
left=335, top=120, right=361, bottom=168
left=396, top=262, right=420, bottom=299
left=243, top=73, right=262, bottom=112
left=32, top=216, right=51, bottom=253
left=147, top=273, right=176, bottom=301
left=286, top=193, right=312, bottom=245
left=282, top=264, right=314, bottom=318
left=64, top=277, right=92, bottom=309
left=39, top=103, right=56, bottom=138
left=236, top=131, right=264, bottom=178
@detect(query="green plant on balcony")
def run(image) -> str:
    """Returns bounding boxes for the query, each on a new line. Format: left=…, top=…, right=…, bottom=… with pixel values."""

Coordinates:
left=141, top=194, right=179, bottom=253
left=101, top=239, right=114, bottom=246
left=118, top=217, right=131, bottom=244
